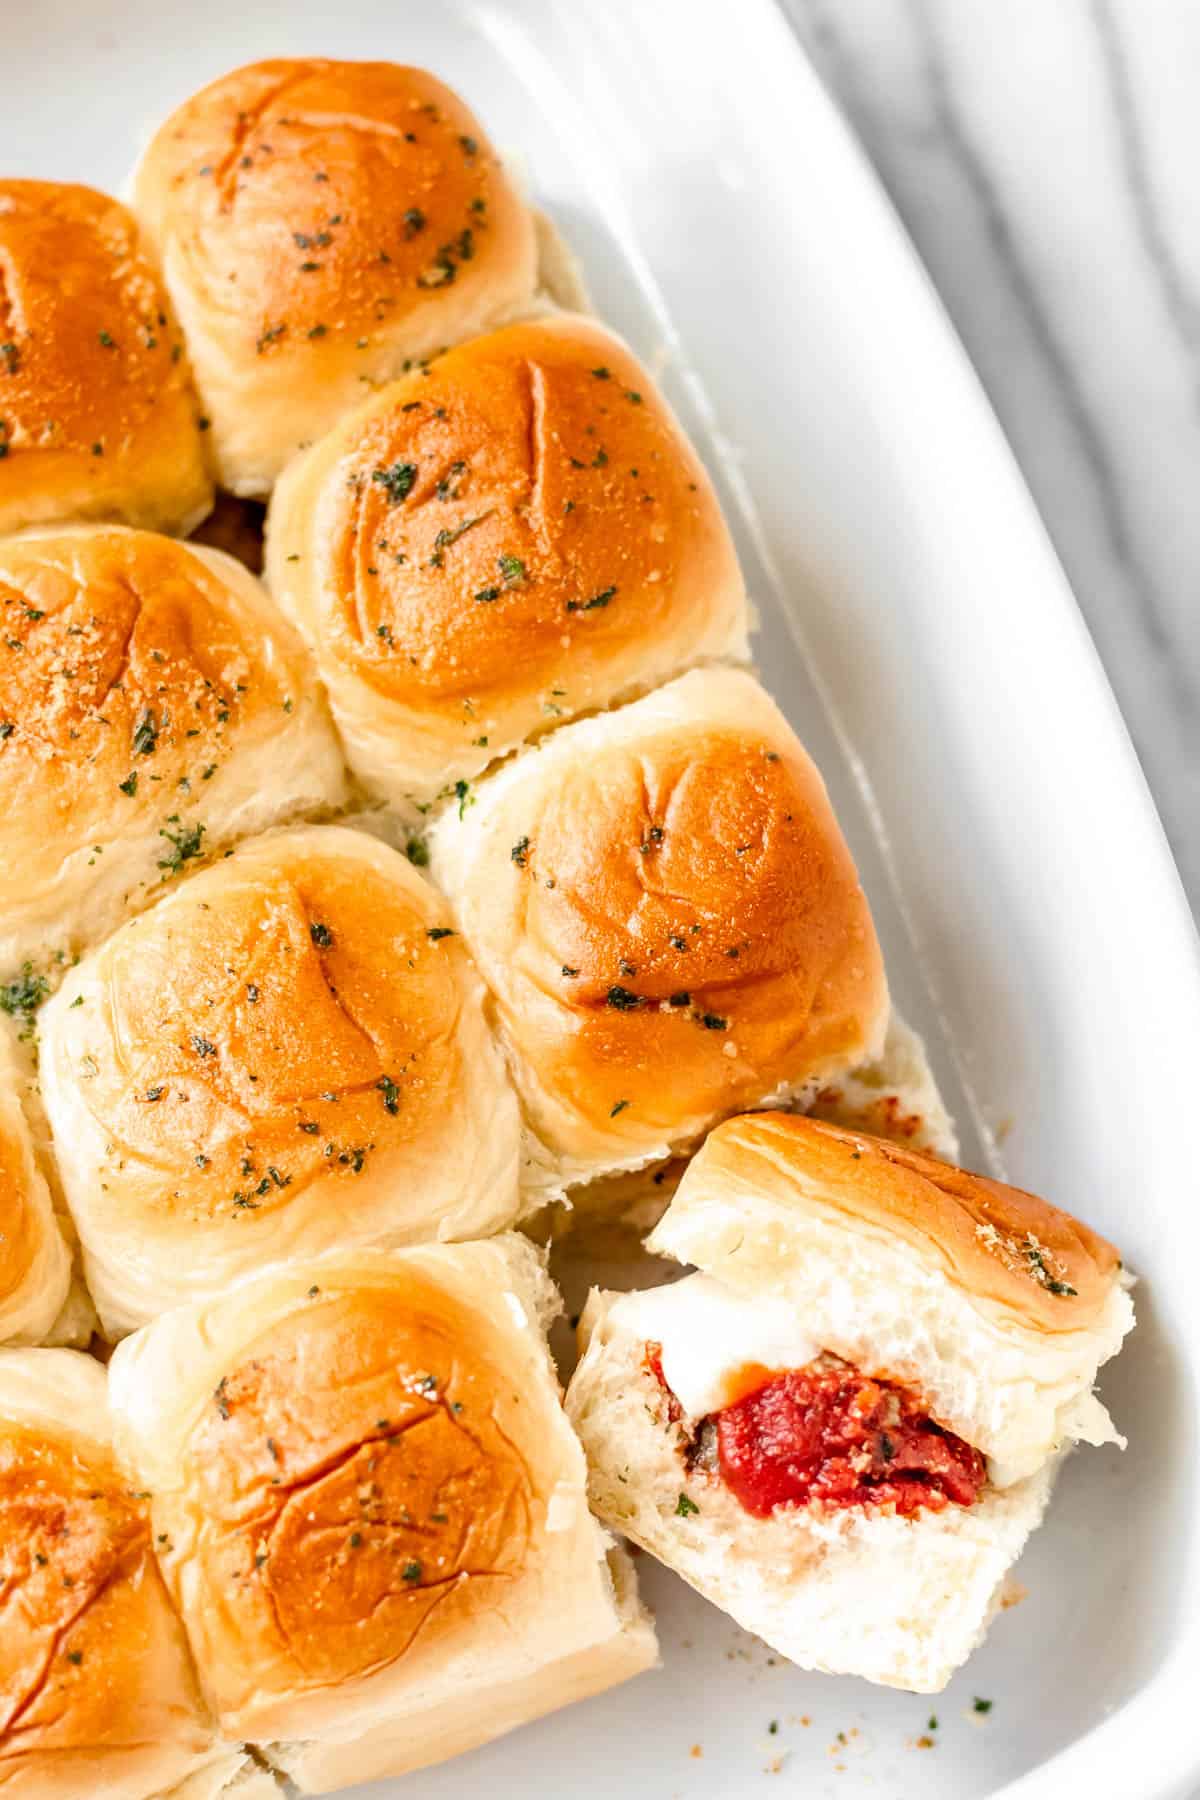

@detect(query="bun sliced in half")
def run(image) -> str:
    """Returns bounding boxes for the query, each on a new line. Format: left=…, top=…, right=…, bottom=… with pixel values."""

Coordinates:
left=265, top=314, right=748, bottom=814
left=0, top=181, right=212, bottom=537
left=565, top=1114, right=1133, bottom=1692
left=133, top=59, right=541, bottom=495
left=0, top=526, right=346, bottom=976
left=0, top=1016, right=71, bottom=1346
left=108, top=1238, right=657, bottom=1792
left=431, top=668, right=888, bottom=1192
left=0, top=1347, right=260, bottom=1798
left=38, top=825, right=523, bottom=1337
left=648, top=1113, right=1134, bottom=1484
left=567, top=1285, right=1057, bottom=1695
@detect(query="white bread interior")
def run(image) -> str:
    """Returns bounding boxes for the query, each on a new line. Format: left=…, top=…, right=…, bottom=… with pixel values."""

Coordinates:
left=567, top=1288, right=1058, bottom=1694
left=806, top=1009, right=960, bottom=1162
left=648, top=1120, right=1133, bottom=1486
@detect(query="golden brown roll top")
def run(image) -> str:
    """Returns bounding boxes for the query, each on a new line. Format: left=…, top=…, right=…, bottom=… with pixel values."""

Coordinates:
left=38, top=825, right=523, bottom=1338
left=0, top=1016, right=71, bottom=1348
left=133, top=58, right=541, bottom=494
left=648, top=1112, right=1134, bottom=1481
left=431, top=667, right=888, bottom=1189
left=0, top=181, right=212, bottom=538
left=108, top=1240, right=656, bottom=1782
left=0, top=1348, right=236, bottom=1800
left=658, top=1113, right=1123, bottom=1334
left=265, top=313, right=748, bottom=812
left=0, top=524, right=346, bottom=975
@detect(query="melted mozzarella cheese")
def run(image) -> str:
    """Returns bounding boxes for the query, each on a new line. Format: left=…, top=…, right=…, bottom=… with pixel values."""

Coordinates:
left=609, top=1273, right=819, bottom=1421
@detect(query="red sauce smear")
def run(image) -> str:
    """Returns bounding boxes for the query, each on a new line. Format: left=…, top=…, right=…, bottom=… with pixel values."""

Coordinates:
left=713, top=1366, right=986, bottom=1519
left=643, top=1342, right=682, bottom=1423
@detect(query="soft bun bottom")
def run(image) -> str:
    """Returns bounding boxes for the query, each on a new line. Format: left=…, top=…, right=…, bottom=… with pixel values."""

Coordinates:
left=567, top=1291, right=1058, bottom=1694
left=262, top=1543, right=654, bottom=1794
left=806, top=1011, right=959, bottom=1163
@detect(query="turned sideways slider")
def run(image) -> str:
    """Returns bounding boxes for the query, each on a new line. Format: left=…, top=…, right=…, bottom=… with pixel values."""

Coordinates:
left=566, top=1113, right=1133, bottom=1692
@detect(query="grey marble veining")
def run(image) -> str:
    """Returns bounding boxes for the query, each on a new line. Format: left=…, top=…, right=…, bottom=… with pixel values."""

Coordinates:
left=782, top=0, right=1200, bottom=909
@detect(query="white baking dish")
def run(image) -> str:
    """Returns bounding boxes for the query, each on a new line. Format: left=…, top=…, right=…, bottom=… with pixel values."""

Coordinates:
left=6, top=1, right=1199, bottom=1794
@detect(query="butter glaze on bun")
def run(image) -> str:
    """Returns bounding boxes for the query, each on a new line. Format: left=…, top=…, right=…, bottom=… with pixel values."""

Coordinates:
left=38, top=826, right=523, bottom=1337
left=648, top=1112, right=1134, bottom=1483
left=0, top=1018, right=71, bottom=1347
left=133, top=59, right=541, bottom=494
left=0, top=525, right=346, bottom=975
left=265, top=313, right=748, bottom=812
left=108, top=1239, right=656, bottom=1786
left=0, top=181, right=212, bottom=537
left=430, top=668, right=888, bottom=1190
left=0, top=1347, right=254, bottom=1799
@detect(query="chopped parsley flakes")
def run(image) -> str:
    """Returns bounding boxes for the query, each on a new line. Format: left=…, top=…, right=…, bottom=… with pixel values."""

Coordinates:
left=372, top=461, right=417, bottom=504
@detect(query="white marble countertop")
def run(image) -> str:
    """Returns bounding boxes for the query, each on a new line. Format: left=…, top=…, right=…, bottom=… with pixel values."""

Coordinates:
left=783, top=0, right=1200, bottom=910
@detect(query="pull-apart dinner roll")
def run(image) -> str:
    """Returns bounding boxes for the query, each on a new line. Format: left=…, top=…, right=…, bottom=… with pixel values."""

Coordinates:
left=0, top=181, right=212, bottom=538
left=566, top=1114, right=1134, bottom=1693
left=0, top=1347, right=265, bottom=1800
left=431, top=667, right=888, bottom=1191
left=39, top=826, right=522, bottom=1337
left=108, top=1237, right=657, bottom=1792
left=0, top=525, right=346, bottom=976
left=134, top=58, right=542, bottom=495
left=0, top=1018, right=71, bottom=1347
left=265, top=314, right=748, bottom=813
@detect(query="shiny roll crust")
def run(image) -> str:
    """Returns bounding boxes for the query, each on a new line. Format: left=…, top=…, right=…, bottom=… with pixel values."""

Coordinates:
left=430, top=668, right=889, bottom=1189
left=107, top=1239, right=657, bottom=1788
left=38, top=826, right=523, bottom=1337
left=133, top=59, right=541, bottom=495
left=265, top=314, right=748, bottom=812
left=648, top=1113, right=1135, bottom=1482
left=0, top=1018, right=71, bottom=1347
left=0, top=525, right=346, bottom=975
left=0, top=181, right=212, bottom=538
left=0, top=1347, right=245, bottom=1799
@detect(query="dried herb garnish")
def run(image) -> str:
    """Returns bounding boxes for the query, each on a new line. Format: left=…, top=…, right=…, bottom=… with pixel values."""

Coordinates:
left=372, top=461, right=417, bottom=504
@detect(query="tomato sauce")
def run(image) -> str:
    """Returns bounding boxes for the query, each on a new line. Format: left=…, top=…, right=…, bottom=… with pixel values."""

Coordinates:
left=643, top=1341, right=682, bottom=1423
left=713, top=1366, right=986, bottom=1518
left=645, top=1344, right=985, bottom=1519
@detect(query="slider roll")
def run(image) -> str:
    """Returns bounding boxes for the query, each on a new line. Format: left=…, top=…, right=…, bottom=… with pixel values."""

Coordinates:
left=0, top=1347, right=262, bottom=1799
left=133, top=59, right=542, bottom=494
left=39, top=825, right=523, bottom=1336
left=431, top=668, right=889, bottom=1193
left=566, top=1114, right=1133, bottom=1692
left=0, top=525, right=346, bottom=977
left=0, top=180, right=212, bottom=537
left=108, top=1238, right=657, bottom=1792
left=265, top=313, right=749, bottom=813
